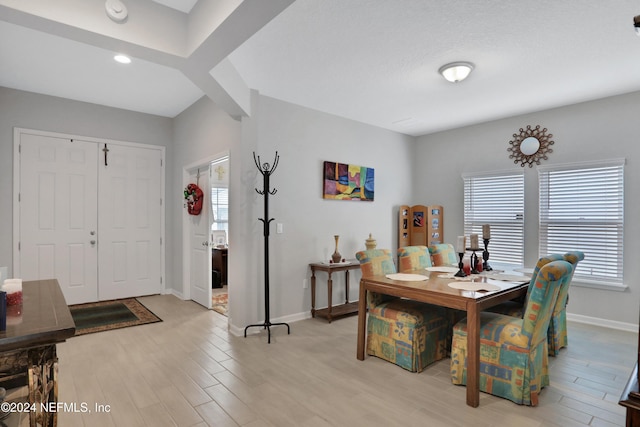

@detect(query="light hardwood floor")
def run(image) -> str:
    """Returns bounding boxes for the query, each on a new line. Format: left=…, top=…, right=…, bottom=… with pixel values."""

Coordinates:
left=55, top=294, right=637, bottom=427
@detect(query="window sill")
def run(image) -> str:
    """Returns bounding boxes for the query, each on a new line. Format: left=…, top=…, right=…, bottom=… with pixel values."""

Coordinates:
left=571, top=279, right=628, bottom=292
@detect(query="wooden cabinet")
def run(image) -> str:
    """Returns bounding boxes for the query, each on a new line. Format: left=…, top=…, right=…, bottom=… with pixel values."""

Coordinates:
left=619, top=317, right=640, bottom=426
left=212, top=248, right=228, bottom=287
left=398, top=205, right=444, bottom=248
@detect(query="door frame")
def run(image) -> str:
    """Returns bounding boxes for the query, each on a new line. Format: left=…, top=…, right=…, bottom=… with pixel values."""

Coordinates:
left=13, top=127, right=166, bottom=295
left=182, top=151, right=229, bottom=301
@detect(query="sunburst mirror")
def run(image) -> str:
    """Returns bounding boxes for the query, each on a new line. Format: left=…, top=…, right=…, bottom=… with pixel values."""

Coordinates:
left=507, top=125, right=554, bottom=167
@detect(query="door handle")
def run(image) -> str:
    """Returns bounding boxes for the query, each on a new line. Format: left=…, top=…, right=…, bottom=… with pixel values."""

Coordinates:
left=90, top=240, right=96, bottom=245
left=202, top=241, right=209, bottom=247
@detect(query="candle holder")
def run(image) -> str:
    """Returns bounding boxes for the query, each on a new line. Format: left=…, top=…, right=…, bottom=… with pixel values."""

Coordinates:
left=467, top=248, right=481, bottom=274
left=454, top=252, right=467, bottom=277
left=482, top=238, right=493, bottom=271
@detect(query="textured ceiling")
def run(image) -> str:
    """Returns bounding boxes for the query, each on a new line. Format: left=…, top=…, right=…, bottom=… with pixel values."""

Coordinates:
left=2, top=0, right=640, bottom=136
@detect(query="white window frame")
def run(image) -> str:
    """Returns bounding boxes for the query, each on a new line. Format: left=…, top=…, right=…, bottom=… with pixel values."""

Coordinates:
left=463, top=170, right=524, bottom=266
left=538, top=159, right=625, bottom=289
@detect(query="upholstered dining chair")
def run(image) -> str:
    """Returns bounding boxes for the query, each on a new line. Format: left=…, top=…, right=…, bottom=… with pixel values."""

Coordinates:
left=450, top=260, right=574, bottom=406
left=548, top=251, right=584, bottom=355
left=397, top=245, right=432, bottom=272
left=355, top=249, right=450, bottom=372
left=488, top=251, right=584, bottom=356
left=428, top=243, right=457, bottom=266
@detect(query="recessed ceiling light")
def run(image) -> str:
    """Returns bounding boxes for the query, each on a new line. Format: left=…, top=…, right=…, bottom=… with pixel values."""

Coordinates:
left=114, top=54, right=131, bottom=64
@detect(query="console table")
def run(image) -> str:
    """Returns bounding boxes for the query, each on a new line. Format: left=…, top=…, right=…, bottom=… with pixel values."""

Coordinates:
left=0, top=279, right=76, bottom=426
left=309, top=261, right=360, bottom=323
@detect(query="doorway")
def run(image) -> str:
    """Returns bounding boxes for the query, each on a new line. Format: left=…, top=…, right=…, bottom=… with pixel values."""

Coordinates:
left=185, top=153, right=229, bottom=314
left=14, top=128, right=164, bottom=305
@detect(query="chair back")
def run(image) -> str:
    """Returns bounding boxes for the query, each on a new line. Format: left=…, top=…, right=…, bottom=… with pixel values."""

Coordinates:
left=397, top=246, right=432, bottom=273
left=355, top=249, right=397, bottom=308
left=553, top=251, right=585, bottom=311
left=516, top=253, right=563, bottom=311
left=428, top=243, right=457, bottom=266
left=521, top=260, right=573, bottom=347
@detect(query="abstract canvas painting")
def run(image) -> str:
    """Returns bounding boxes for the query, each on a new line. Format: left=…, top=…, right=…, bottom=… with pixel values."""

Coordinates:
left=323, top=161, right=374, bottom=201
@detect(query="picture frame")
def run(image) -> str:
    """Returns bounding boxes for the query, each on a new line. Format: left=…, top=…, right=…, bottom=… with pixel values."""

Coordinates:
left=212, top=230, right=227, bottom=248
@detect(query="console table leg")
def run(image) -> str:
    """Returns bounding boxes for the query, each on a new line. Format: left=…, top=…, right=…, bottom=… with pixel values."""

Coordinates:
left=327, top=273, right=333, bottom=323
left=28, top=344, right=58, bottom=427
left=311, top=270, right=317, bottom=318
left=345, top=270, right=350, bottom=304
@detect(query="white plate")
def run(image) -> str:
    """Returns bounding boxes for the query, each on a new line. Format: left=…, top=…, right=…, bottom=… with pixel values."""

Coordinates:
left=490, top=274, right=531, bottom=282
left=447, top=282, right=501, bottom=292
left=386, top=273, right=428, bottom=281
left=425, top=266, right=459, bottom=273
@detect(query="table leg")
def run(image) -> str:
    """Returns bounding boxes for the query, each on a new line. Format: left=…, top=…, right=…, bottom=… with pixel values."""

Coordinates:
left=466, top=302, right=480, bottom=407
left=311, top=269, right=316, bottom=318
left=357, top=279, right=366, bottom=360
left=327, top=272, right=333, bottom=323
left=345, top=270, right=350, bottom=304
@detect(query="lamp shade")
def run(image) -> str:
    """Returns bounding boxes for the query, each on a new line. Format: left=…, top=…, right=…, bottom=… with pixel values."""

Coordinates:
left=438, top=62, right=474, bottom=83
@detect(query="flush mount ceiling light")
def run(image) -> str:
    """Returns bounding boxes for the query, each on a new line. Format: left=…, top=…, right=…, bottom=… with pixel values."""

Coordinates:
left=114, top=54, right=131, bottom=64
left=438, top=62, right=474, bottom=83
left=105, top=0, right=128, bottom=23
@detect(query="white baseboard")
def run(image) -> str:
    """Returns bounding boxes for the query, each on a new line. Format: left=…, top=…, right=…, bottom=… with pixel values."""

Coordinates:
left=567, top=312, right=638, bottom=333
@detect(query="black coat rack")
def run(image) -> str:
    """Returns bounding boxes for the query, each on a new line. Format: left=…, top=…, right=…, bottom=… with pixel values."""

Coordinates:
left=244, top=151, right=290, bottom=343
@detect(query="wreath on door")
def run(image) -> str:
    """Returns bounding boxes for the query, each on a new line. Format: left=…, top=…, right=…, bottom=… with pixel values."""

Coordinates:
left=184, top=183, right=204, bottom=215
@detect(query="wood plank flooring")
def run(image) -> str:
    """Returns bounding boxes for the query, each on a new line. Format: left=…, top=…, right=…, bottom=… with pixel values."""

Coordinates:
left=55, top=294, right=637, bottom=426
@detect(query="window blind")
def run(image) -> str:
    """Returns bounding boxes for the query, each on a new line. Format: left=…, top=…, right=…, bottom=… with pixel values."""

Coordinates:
left=538, top=159, right=624, bottom=285
left=463, top=171, right=524, bottom=265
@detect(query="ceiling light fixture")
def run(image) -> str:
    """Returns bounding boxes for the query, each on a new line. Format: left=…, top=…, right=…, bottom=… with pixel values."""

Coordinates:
left=438, top=62, right=474, bottom=83
left=114, top=54, right=131, bottom=64
left=634, top=15, right=640, bottom=36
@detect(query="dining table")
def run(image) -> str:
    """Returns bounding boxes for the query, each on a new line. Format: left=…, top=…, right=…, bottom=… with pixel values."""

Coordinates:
left=356, top=268, right=530, bottom=407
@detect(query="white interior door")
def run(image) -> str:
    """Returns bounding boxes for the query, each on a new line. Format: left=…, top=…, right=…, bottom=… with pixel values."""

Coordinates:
left=188, top=168, right=211, bottom=308
left=18, top=133, right=99, bottom=304
left=98, top=143, right=163, bottom=300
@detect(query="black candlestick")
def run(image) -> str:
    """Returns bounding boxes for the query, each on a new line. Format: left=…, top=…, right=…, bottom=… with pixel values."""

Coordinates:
left=470, top=249, right=480, bottom=274
left=454, top=252, right=467, bottom=277
left=482, top=238, right=493, bottom=271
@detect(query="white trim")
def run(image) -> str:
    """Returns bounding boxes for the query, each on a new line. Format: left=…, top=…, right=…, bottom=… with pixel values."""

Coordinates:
left=537, top=157, right=626, bottom=172
left=461, top=169, right=524, bottom=180
left=567, top=312, right=637, bottom=333
left=570, top=279, right=628, bottom=292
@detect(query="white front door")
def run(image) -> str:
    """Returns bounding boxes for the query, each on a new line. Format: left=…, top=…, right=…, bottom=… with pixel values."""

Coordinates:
left=188, top=168, right=211, bottom=308
left=18, top=133, right=99, bottom=304
left=98, top=143, right=163, bottom=300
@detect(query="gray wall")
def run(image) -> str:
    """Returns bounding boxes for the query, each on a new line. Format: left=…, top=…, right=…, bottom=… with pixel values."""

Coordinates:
left=0, top=87, right=174, bottom=283
left=173, top=92, right=415, bottom=332
left=3, top=84, right=638, bottom=331
left=414, top=91, right=640, bottom=327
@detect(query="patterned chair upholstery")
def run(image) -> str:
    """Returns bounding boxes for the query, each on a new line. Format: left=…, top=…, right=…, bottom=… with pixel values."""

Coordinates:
left=356, top=249, right=449, bottom=372
left=488, top=251, right=584, bottom=356
left=428, top=243, right=457, bottom=266
left=450, top=260, right=574, bottom=406
left=397, top=246, right=432, bottom=272
left=548, top=251, right=584, bottom=355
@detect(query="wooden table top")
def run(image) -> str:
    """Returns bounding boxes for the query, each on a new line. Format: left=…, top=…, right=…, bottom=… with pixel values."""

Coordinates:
left=0, top=279, right=76, bottom=352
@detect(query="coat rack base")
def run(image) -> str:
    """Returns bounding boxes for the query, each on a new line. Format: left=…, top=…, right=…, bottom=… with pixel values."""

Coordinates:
left=244, top=321, right=290, bottom=344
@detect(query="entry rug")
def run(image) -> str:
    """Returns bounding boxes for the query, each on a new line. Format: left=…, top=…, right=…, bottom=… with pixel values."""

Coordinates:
left=70, top=298, right=162, bottom=336
left=211, top=293, right=228, bottom=317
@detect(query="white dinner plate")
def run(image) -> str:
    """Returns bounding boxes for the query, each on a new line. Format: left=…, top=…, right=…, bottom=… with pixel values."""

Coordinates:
left=386, top=273, right=429, bottom=281
left=447, top=282, right=501, bottom=292
left=425, top=266, right=459, bottom=273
